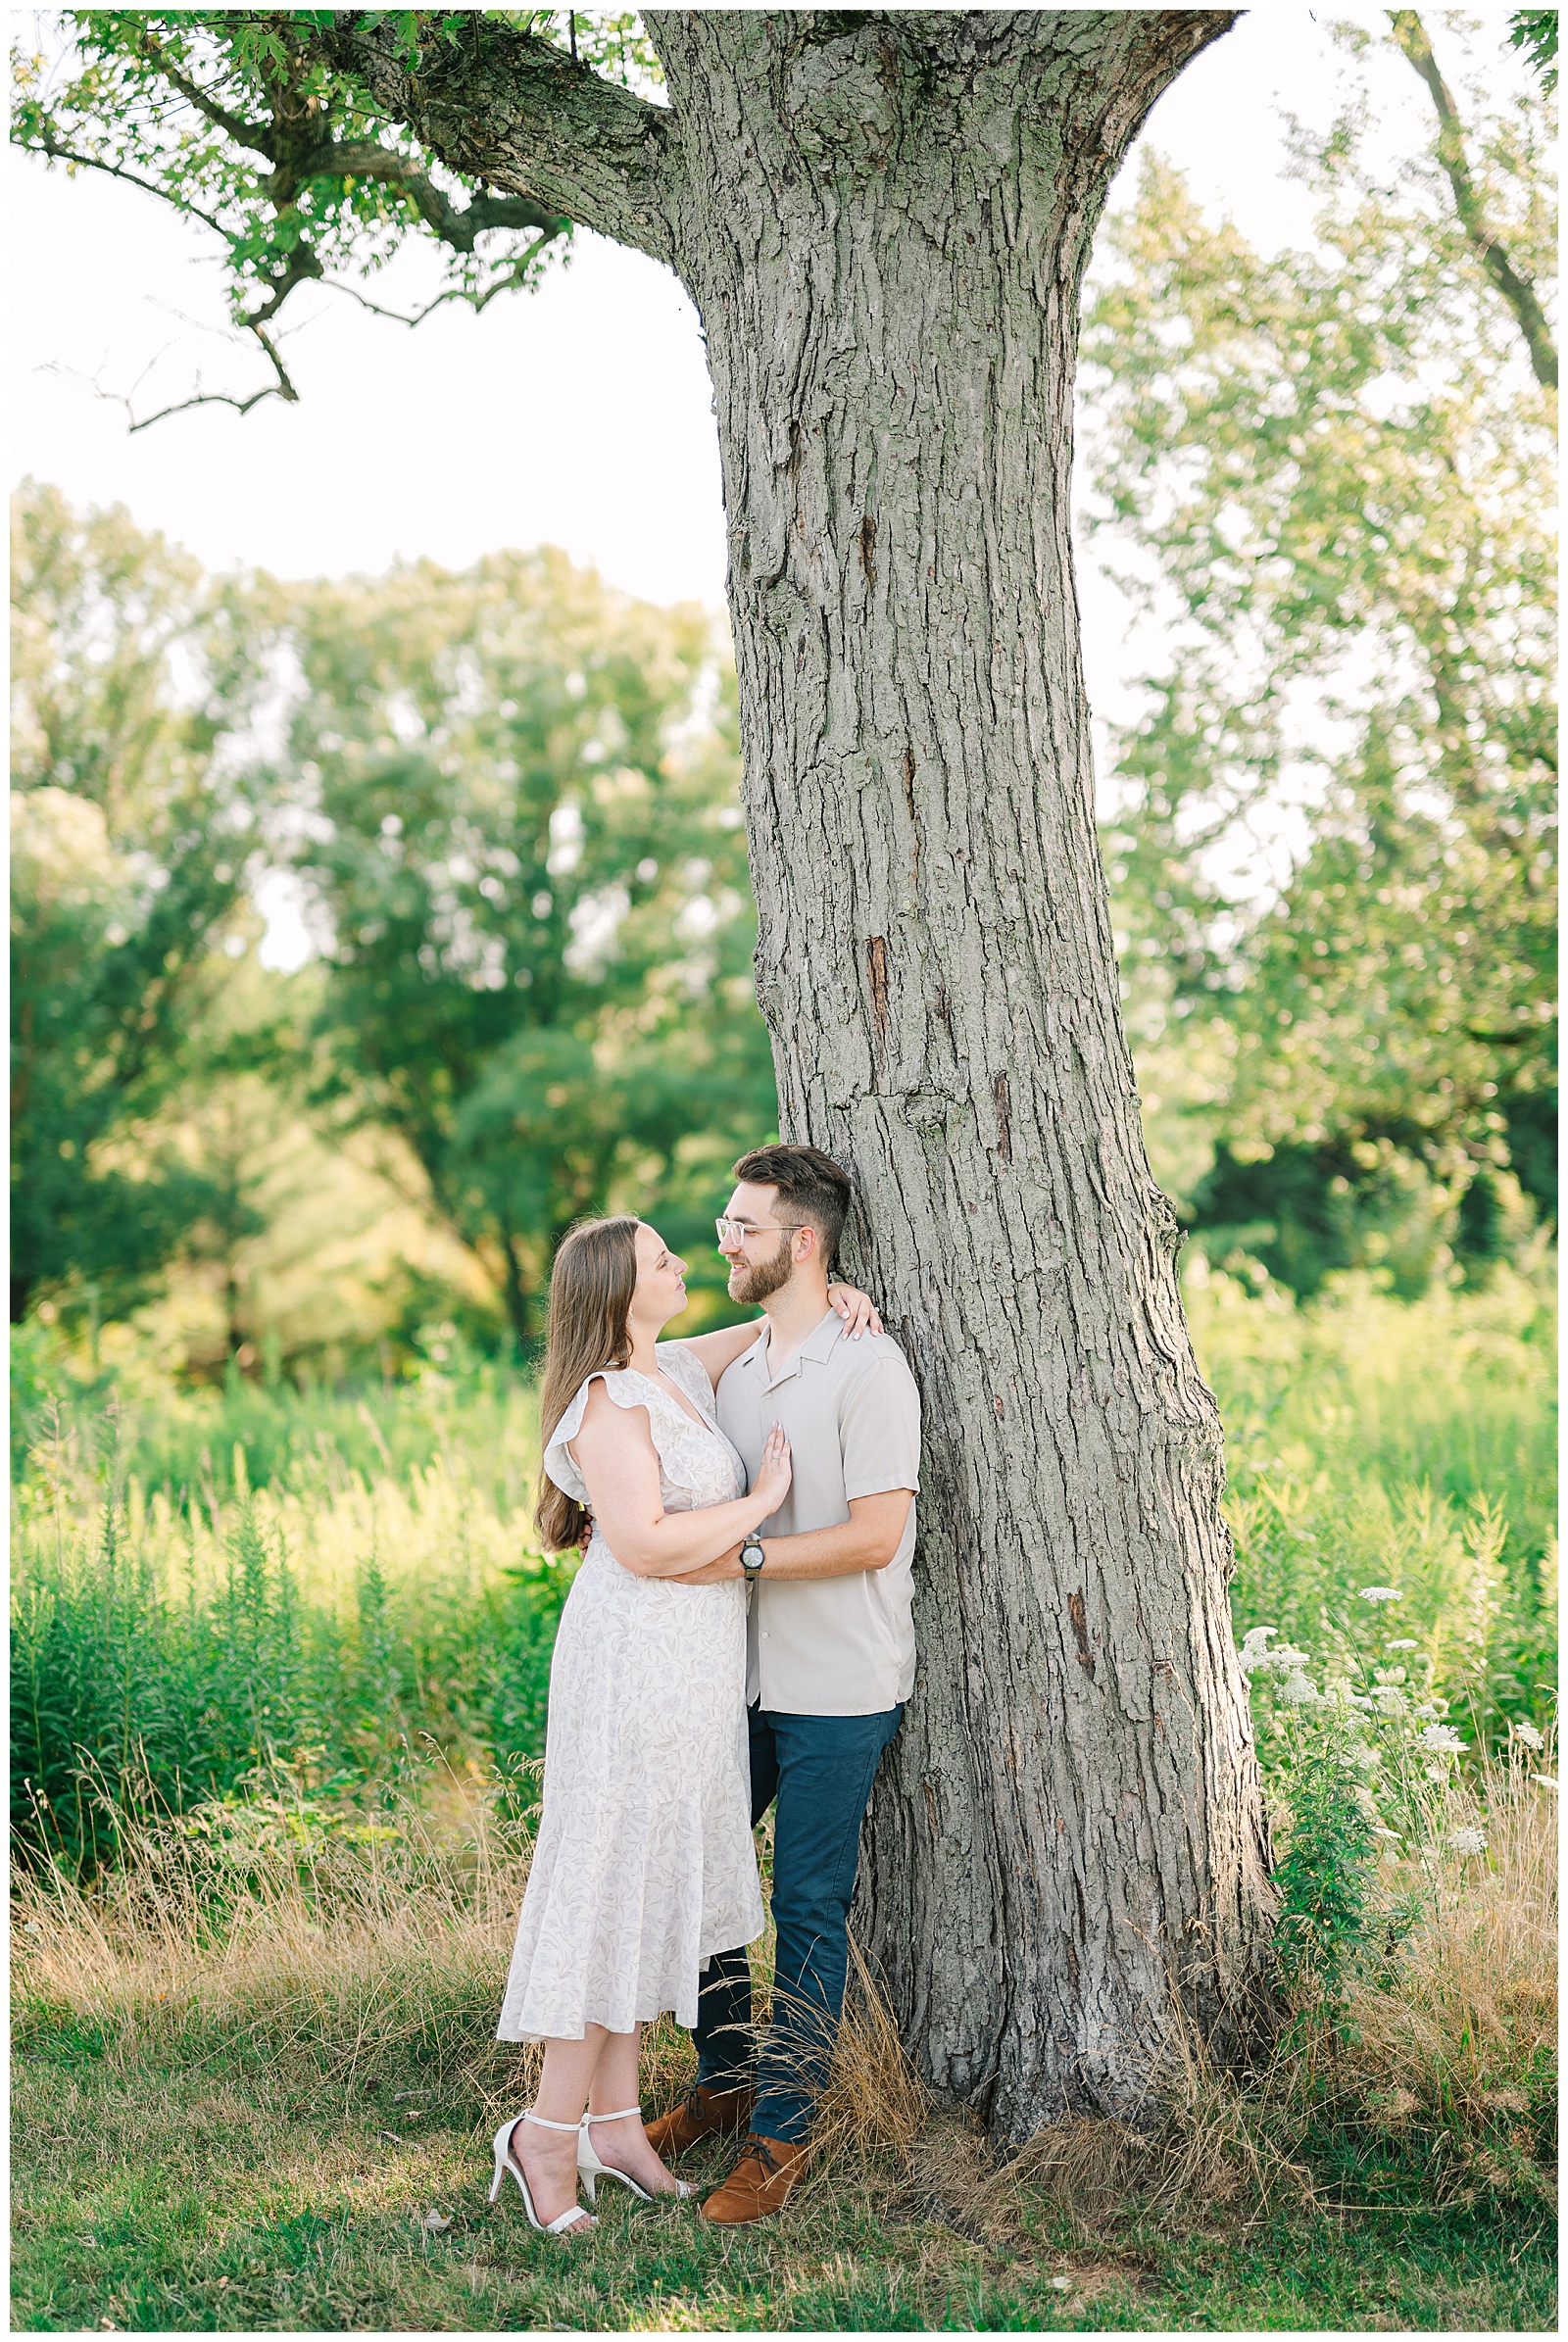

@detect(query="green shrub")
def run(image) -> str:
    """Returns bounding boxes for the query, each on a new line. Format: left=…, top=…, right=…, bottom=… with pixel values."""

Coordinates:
left=12, top=1262, right=1556, bottom=1884
left=11, top=1485, right=569, bottom=1874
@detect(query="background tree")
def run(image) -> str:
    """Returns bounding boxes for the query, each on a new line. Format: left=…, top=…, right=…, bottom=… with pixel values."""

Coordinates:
left=9, top=483, right=269, bottom=1322
left=16, top=7, right=1279, bottom=2143
left=281, top=548, right=772, bottom=1343
left=1085, top=14, right=1556, bottom=1294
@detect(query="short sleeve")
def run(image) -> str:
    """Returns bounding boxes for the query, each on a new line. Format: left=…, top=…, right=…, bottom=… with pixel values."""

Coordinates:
left=840, top=1347, right=922, bottom=1501
left=541, top=1369, right=654, bottom=1500
left=656, top=1340, right=716, bottom=1419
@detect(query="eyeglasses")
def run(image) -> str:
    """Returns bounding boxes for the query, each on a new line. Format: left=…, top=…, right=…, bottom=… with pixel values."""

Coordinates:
left=715, top=1217, right=802, bottom=1246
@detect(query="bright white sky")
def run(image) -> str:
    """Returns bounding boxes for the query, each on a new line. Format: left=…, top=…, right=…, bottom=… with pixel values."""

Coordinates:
left=8, top=5, right=1527, bottom=955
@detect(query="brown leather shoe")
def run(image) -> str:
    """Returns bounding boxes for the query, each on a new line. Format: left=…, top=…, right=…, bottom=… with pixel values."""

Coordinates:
left=699, top=2133, right=809, bottom=2224
left=644, top=2082, right=754, bottom=2162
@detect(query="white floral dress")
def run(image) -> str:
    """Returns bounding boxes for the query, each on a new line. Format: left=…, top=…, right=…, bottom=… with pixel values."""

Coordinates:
left=496, top=1341, right=764, bottom=2042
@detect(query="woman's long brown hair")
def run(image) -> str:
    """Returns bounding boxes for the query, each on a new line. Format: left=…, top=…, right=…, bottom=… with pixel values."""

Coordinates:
left=534, top=1214, right=640, bottom=1552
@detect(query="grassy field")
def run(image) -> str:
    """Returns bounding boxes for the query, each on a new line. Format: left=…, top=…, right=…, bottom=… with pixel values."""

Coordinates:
left=11, top=1743, right=1556, bottom=2333
left=11, top=2076, right=1554, bottom=2333
left=10, top=1263, right=1558, bottom=2331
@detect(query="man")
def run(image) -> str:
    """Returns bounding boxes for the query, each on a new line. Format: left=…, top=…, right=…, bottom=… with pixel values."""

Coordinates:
left=646, top=1142, right=921, bottom=2224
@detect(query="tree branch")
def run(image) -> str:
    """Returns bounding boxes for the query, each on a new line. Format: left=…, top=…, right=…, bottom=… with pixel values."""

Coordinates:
left=1388, top=10, right=1558, bottom=390
left=241, top=243, right=324, bottom=331
left=306, top=14, right=679, bottom=268
left=70, top=320, right=301, bottom=433
left=321, top=231, right=562, bottom=326
left=297, top=137, right=565, bottom=251
left=134, top=27, right=278, bottom=161
left=127, top=343, right=298, bottom=431
left=24, top=128, right=235, bottom=241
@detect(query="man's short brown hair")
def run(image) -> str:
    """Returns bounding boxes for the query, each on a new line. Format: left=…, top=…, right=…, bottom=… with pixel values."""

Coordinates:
left=731, top=1143, right=854, bottom=1266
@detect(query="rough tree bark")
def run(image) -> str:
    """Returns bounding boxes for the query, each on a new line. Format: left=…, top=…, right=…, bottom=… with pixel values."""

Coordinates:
left=325, top=5, right=1275, bottom=2146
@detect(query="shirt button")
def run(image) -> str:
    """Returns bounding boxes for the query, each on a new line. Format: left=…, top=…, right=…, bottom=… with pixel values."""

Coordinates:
left=760, top=1632, right=769, bottom=1640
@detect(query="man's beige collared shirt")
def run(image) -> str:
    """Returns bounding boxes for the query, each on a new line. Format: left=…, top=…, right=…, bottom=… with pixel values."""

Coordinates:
left=714, top=1309, right=921, bottom=1717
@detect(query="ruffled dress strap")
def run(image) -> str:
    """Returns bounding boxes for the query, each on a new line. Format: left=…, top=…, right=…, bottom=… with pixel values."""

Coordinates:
left=542, top=1368, right=661, bottom=1501
left=655, top=1339, right=718, bottom=1420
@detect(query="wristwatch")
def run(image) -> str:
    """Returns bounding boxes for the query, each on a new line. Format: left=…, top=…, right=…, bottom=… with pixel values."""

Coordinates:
left=740, top=1538, right=766, bottom=1580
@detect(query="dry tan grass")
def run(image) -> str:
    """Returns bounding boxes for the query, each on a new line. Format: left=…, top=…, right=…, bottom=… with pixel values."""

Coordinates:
left=999, top=1749, right=1557, bottom=2223
left=12, top=1769, right=529, bottom=2078
left=1336, top=1749, right=1556, bottom=2125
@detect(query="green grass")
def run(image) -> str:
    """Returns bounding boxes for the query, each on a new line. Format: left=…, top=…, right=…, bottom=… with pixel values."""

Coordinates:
left=1190, top=1259, right=1557, bottom=1568
left=12, top=2038, right=1555, bottom=2333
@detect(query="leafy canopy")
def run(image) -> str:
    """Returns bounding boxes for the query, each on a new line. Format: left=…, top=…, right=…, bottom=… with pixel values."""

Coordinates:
left=12, top=9, right=659, bottom=421
left=10, top=483, right=272, bottom=1319
left=277, top=549, right=772, bottom=1342
left=1084, top=14, right=1557, bottom=1291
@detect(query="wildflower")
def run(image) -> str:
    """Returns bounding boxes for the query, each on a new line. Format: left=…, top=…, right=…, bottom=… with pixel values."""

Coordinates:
left=1447, top=1827, right=1488, bottom=1856
left=1280, top=1672, right=1320, bottom=1705
left=1237, top=1626, right=1277, bottom=1672
left=1386, top=1638, right=1418, bottom=1650
left=1371, top=1826, right=1401, bottom=1839
left=1417, top=1723, right=1466, bottom=1753
left=1512, top=1722, right=1545, bottom=1752
left=1531, top=1775, right=1558, bottom=1792
left=1265, top=1644, right=1312, bottom=1675
left=1424, top=1767, right=1446, bottom=1784
left=1358, top=1586, right=1401, bottom=1602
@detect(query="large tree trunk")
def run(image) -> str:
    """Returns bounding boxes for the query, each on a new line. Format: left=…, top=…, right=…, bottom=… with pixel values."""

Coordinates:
left=649, top=8, right=1272, bottom=2146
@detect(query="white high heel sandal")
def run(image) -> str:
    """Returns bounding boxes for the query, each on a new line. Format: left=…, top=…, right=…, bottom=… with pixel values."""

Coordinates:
left=489, top=2110, right=597, bottom=2236
left=577, top=2105, right=693, bottom=2204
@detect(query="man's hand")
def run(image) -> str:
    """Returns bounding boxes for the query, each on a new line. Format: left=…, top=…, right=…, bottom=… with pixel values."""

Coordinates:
left=750, top=1491, right=911, bottom=1581
left=672, top=1491, right=911, bottom=1586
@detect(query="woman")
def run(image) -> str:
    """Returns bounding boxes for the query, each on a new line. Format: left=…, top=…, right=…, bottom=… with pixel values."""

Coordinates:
left=490, top=1213, right=879, bottom=2236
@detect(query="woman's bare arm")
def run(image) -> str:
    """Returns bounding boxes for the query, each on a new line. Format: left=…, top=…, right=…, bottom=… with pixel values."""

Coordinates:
left=569, top=1380, right=790, bottom=1579
left=676, top=1282, right=883, bottom=1393
left=676, top=1316, right=766, bottom=1391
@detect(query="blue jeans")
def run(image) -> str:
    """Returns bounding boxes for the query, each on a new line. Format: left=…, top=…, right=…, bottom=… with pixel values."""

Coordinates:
left=694, top=1700, right=904, bottom=2144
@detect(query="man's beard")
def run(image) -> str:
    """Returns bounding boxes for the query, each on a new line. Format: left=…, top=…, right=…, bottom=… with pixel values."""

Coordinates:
left=728, top=1231, right=795, bottom=1307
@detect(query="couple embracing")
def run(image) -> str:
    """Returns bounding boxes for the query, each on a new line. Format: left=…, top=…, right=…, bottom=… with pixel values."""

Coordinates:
left=490, top=1144, right=920, bottom=2236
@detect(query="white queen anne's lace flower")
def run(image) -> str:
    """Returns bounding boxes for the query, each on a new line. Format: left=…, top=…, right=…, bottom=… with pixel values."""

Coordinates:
left=1417, top=1723, right=1466, bottom=1753
left=1512, top=1722, right=1545, bottom=1752
left=1237, top=1627, right=1277, bottom=1672
left=1265, top=1645, right=1312, bottom=1675
left=1447, top=1827, right=1488, bottom=1856
left=1358, top=1586, right=1402, bottom=1603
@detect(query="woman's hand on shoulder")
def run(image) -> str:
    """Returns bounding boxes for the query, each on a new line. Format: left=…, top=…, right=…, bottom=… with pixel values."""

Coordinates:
left=827, top=1280, right=883, bottom=1340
